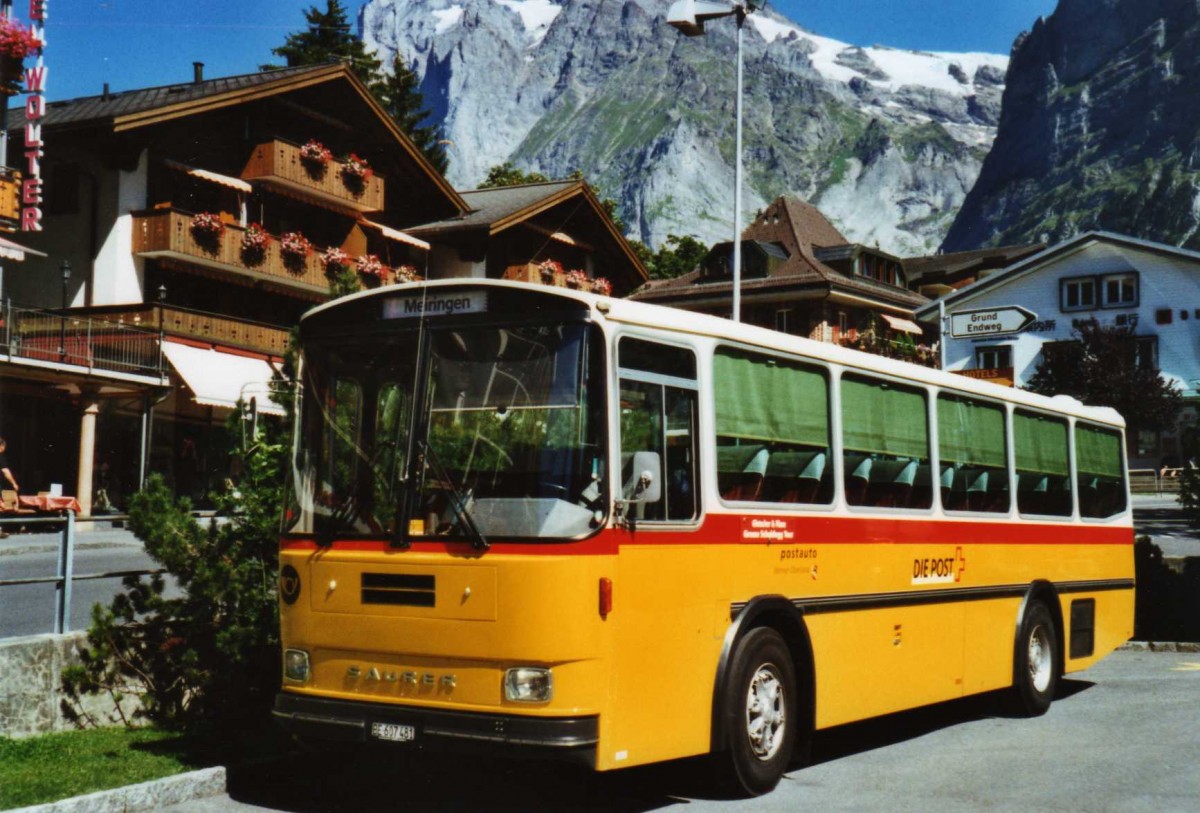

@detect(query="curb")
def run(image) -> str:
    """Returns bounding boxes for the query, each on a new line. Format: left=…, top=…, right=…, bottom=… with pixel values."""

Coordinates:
left=1119, top=640, right=1200, bottom=653
left=11, top=767, right=226, bottom=813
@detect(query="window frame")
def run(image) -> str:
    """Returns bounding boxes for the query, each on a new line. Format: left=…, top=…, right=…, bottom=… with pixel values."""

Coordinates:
left=1060, top=276, right=1098, bottom=312
left=974, top=344, right=1012, bottom=371
left=1100, top=271, right=1139, bottom=309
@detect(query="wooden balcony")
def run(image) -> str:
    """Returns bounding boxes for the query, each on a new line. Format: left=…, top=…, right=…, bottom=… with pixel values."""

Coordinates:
left=95, top=304, right=290, bottom=358
left=132, top=208, right=332, bottom=301
left=241, top=140, right=385, bottom=213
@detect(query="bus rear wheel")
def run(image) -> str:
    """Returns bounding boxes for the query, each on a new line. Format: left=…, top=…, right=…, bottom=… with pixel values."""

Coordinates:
left=1010, top=600, right=1059, bottom=716
left=717, top=627, right=797, bottom=796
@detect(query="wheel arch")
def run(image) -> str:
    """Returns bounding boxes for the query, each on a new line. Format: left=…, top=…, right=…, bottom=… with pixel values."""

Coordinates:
left=1013, top=580, right=1065, bottom=681
left=710, top=595, right=814, bottom=755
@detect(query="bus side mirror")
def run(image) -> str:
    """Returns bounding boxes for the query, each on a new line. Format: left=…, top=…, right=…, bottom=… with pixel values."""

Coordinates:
left=620, top=451, right=662, bottom=504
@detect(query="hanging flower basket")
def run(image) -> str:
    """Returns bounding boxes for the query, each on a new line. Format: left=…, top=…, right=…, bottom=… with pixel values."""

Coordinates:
left=279, top=231, right=312, bottom=274
left=189, top=212, right=225, bottom=253
left=340, top=153, right=373, bottom=195
left=394, top=264, right=420, bottom=283
left=0, top=18, right=40, bottom=96
left=356, top=253, right=384, bottom=281
left=537, top=259, right=565, bottom=286
left=299, top=139, right=332, bottom=178
left=240, top=223, right=271, bottom=267
left=321, top=246, right=350, bottom=278
left=590, top=277, right=613, bottom=296
left=565, top=269, right=589, bottom=290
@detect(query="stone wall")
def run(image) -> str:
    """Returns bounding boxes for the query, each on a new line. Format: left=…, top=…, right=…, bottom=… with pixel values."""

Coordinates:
left=0, top=632, right=138, bottom=738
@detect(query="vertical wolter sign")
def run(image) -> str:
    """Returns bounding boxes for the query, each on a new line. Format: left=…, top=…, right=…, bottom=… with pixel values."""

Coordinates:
left=21, top=0, right=46, bottom=232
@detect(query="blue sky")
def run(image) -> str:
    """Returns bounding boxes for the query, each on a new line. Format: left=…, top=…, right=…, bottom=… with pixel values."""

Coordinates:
left=34, top=1, right=1059, bottom=103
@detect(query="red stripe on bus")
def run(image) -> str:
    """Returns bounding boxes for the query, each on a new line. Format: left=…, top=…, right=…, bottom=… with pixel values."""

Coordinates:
left=279, top=514, right=1131, bottom=555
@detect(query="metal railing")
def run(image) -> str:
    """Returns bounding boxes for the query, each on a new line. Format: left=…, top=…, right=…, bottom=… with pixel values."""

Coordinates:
left=0, top=514, right=164, bottom=637
left=0, top=300, right=165, bottom=378
left=1129, top=467, right=1183, bottom=495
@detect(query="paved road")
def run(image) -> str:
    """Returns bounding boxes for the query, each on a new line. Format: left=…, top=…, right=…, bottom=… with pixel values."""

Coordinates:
left=0, top=524, right=177, bottom=638
left=163, top=650, right=1200, bottom=813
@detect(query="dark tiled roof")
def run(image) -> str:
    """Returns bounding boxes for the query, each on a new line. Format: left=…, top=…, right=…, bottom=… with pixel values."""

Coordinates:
left=633, top=195, right=926, bottom=309
left=9, top=64, right=333, bottom=130
left=406, top=181, right=581, bottom=235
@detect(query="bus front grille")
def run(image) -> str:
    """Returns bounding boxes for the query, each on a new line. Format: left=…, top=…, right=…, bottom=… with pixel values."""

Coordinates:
left=361, top=573, right=436, bottom=607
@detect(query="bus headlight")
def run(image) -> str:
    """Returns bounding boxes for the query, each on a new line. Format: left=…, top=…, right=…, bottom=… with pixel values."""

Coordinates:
left=504, top=667, right=553, bottom=702
left=284, top=649, right=310, bottom=683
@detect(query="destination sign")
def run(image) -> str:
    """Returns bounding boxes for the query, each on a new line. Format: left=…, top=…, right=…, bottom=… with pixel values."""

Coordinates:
left=948, top=306, right=1036, bottom=338
left=383, top=292, right=487, bottom=320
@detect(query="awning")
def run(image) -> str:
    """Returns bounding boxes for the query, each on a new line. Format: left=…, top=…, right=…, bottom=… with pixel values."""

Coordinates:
left=162, top=159, right=253, bottom=194
left=360, top=219, right=431, bottom=250
left=162, top=342, right=285, bottom=416
left=0, top=234, right=47, bottom=262
left=881, top=314, right=924, bottom=335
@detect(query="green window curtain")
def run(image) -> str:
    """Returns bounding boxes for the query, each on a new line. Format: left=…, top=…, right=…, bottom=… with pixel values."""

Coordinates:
left=1076, top=424, right=1122, bottom=478
left=938, top=396, right=1005, bottom=468
left=841, top=377, right=928, bottom=458
left=1014, top=412, right=1069, bottom=475
left=714, top=351, right=828, bottom=447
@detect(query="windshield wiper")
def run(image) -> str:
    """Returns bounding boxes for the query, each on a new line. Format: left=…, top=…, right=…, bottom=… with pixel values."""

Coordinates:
left=420, top=439, right=489, bottom=552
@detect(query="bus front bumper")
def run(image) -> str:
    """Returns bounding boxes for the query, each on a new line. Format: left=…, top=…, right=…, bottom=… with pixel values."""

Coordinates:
left=273, top=692, right=598, bottom=766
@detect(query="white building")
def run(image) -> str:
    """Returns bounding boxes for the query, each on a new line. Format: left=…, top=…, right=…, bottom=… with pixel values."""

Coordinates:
left=915, top=232, right=1200, bottom=470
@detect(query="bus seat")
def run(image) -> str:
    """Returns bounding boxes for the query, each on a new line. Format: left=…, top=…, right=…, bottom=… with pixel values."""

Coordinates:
left=718, top=445, right=767, bottom=501
left=866, top=459, right=915, bottom=507
left=843, top=453, right=872, bottom=504
left=763, top=450, right=826, bottom=503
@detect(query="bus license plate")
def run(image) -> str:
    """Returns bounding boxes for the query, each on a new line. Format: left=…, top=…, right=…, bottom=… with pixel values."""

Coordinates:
left=370, top=722, right=416, bottom=743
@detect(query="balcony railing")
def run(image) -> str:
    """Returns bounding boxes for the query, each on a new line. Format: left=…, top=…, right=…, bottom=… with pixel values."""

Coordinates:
left=95, top=304, right=290, bottom=358
left=0, top=302, right=164, bottom=379
left=241, top=140, right=385, bottom=213
left=132, top=209, right=333, bottom=300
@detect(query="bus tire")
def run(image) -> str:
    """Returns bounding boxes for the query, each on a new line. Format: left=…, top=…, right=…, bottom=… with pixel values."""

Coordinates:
left=1010, top=599, right=1059, bottom=716
left=716, top=627, right=797, bottom=796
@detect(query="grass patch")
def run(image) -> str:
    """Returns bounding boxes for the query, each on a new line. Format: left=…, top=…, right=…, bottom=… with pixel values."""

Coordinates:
left=0, top=727, right=205, bottom=810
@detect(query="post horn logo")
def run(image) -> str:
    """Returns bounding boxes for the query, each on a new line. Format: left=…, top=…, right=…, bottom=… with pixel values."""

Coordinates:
left=280, top=565, right=301, bottom=605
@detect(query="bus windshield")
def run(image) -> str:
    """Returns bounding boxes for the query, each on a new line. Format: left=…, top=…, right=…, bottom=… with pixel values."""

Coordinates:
left=287, top=321, right=605, bottom=541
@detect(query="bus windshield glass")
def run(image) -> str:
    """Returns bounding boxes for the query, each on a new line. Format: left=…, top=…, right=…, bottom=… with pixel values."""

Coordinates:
left=287, top=321, right=605, bottom=541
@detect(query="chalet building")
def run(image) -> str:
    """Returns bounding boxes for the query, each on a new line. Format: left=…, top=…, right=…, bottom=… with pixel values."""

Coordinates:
left=0, top=63, right=644, bottom=515
left=633, top=197, right=932, bottom=362
left=914, top=232, right=1200, bottom=470
left=408, top=180, right=646, bottom=295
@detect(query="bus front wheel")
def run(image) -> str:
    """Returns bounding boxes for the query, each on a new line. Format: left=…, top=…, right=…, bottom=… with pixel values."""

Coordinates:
left=717, top=627, right=797, bottom=796
left=1010, top=600, right=1059, bottom=716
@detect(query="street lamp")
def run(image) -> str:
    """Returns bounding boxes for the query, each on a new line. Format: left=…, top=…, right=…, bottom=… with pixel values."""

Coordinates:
left=59, top=259, right=71, bottom=357
left=667, top=0, right=756, bottom=323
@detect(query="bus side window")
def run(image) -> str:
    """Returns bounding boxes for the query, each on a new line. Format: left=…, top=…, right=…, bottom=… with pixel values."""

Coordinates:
left=1076, top=423, right=1126, bottom=518
left=619, top=338, right=700, bottom=522
left=840, top=375, right=931, bottom=509
left=1014, top=411, right=1072, bottom=517
left=713, top=347, right=833, bottom=505
left=938, top=395, right=1009, bottom=513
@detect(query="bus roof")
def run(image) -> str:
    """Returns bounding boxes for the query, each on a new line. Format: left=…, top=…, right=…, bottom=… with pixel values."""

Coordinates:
left=302, top=279, right=1126, bottom=429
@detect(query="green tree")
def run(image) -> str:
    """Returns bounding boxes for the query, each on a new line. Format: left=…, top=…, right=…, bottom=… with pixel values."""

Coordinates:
left=380, top=55, right=448, bottom=175
left=477, top=161, right=551, bottom=189
left=61, top=407, right=289, bottom=740
left=1025, top=318, right=1182, bottom=433
left=265, top=1, right=383, bottom=92
left=647, top=233, right=708, bottom=280
left=266, top=2, right=448, bottom=174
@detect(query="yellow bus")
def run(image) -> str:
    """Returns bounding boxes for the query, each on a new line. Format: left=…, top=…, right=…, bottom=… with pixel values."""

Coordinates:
left=273, top=280, right=1133, bottom=795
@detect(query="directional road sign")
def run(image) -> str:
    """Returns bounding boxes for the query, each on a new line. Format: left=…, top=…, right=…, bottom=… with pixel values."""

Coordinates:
left=948, top=306, right=1037, bottom=339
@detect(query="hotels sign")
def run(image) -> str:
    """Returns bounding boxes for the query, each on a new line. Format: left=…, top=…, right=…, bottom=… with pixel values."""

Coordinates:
left=948, top=306, right=1036, bottom=338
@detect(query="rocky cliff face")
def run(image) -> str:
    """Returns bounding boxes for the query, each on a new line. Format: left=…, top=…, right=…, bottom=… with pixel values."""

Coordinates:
left=943, top=0, right=1200, bottom=251
left=362, top=0, right=1007, bottom=254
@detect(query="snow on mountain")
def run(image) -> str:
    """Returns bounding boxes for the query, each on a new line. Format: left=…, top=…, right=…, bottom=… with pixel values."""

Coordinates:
left=362, top=0, right=1011, bottom=255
